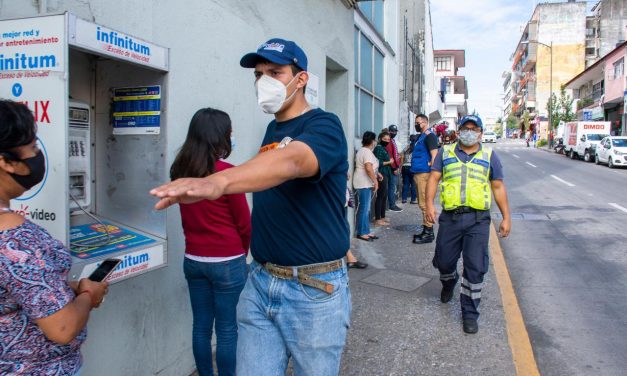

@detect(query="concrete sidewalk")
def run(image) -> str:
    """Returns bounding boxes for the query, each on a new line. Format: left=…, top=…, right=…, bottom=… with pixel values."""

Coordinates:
left=340, top=201, right=516, bottom=375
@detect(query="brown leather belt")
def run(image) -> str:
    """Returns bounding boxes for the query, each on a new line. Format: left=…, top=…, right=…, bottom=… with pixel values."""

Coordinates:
left=264, top=259, right=344, bottom=295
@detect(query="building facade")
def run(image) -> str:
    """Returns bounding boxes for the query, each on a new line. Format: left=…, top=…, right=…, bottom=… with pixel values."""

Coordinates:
left=509, top=1, right=586, bottom=132
left=586, top=0, right=627, bottom=68
left=434, top=49, right=468, bottom=129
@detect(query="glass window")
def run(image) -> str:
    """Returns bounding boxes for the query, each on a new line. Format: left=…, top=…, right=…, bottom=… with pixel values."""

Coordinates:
left=374, top=48, right=384, bottom=97
left=354, top=28, right=359, bottom=83
left=360, top=91, right=373, bottom=134
left=354, top=87, right=360, bottom=138
left=358, top=1, right=372, bottom=23
left=374, top=98, right=384, bottom=134
left=435, top=57, right=451, bottom=71
left=614, top=58, right=624, bottom=80
left=373, top=0, right=384, bottom=35
left=360, top=34, right=373, bottom=91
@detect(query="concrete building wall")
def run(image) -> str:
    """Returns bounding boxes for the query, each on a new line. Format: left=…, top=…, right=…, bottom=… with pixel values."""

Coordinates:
left=422, top=0, right=441, bottom=123
left=0, top=1, right=354, bottom=375
left=598, top=0, right=627, bottom=57
left=604, top=46, right=627, bottom=101
left=534, top=2, right=586, bottom=118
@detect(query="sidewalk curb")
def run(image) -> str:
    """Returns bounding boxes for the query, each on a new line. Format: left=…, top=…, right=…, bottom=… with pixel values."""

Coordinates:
left=490, top=224, right=540, bottom=376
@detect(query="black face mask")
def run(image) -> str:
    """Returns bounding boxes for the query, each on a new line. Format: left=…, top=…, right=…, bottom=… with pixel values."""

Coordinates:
left=9, top=150, right=46, bottom=190
left=380, top=141, right=389, bottom=147
left=390, top=132, right=397, bottom=139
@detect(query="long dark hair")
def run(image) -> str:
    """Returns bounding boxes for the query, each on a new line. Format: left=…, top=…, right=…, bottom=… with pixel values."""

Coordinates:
left=170, top=108, right=232, bottom=180
left=0, top=100, right=36, bottom=160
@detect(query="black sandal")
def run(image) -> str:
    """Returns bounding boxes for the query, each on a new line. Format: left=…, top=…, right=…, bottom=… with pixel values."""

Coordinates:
left=368, top=235, right=379, bottom=240
left=356, top=236, right=373, bottom=242
left=348, top=261, right=368, bottom=269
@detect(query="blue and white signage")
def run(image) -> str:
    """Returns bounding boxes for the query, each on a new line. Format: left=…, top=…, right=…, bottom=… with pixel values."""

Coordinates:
left=69, top=15, right=168, bottom=71
left=0, top=14, right=68, bottom=243
left=112, top=86, right=161, bottom=135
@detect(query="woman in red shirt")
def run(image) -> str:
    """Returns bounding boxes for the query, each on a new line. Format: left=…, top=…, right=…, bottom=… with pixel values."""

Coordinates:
left=170, top=108, right=251, bottom=376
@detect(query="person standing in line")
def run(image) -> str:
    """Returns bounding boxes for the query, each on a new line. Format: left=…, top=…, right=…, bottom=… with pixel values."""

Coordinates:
left=352, top=131, right=379, bottom=242
left=0, top=100, right=109, bottom=375
left=151, top=38, right=351, bottom=376
left=425, top=114, right=511, bottom=334
left=170, top=108, right=251, bottom=376
left=410, top=114, right=439, bottom=244
left=373, top=131, right=393, bottom=227
left=385, top=125, right=403, bottom=212
left=400, top=134, right=418, bottom=204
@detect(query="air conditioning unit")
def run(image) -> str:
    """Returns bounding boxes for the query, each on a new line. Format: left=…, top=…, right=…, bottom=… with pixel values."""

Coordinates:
left=340, top=0, right=358, bottom=8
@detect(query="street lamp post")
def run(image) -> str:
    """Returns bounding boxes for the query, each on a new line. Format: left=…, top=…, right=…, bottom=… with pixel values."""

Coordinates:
left=522, top=40, right=553, bottom=148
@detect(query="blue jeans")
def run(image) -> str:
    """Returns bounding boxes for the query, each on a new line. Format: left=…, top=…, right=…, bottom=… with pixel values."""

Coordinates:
left=401, top=166, right=417, bottom=202
left=236, top=260, right=351, bottom=376
left=184, top=256, right=248, bottom=376
left=387, top=172, right=398, bottom=207
left=355, top=188, right=373, bottom=236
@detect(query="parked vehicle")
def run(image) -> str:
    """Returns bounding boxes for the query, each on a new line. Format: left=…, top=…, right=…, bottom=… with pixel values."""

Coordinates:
left=482, top=131, right=497, bottom=143
left=563, top=121, right=610, bottom=162
left=595, top=136, right=627, bottom=168
left=553, top=137, right=564, bottom=154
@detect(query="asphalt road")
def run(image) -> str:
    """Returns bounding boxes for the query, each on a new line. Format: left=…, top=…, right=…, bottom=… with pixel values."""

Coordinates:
left=493, top=139, right=627, bottom=376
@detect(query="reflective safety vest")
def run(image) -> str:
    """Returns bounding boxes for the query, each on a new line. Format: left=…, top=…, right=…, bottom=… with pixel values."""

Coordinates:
left=440, top=143, right=492, bottom=211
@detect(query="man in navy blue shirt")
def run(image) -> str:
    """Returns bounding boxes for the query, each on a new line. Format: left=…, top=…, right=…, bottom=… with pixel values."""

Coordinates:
left=151, top=38, right=350, bottom=375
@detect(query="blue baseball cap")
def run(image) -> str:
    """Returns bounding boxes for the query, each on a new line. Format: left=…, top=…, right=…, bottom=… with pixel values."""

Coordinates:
left=240, top=38, right=308, bottom=71
left=458, top=115, right=483, bottom=130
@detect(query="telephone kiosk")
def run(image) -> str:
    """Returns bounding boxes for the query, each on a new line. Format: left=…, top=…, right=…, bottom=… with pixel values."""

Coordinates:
left=0, top=13, right=170, bottom=283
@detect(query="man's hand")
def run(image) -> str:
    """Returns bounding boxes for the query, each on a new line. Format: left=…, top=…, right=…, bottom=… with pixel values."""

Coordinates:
left=498, top=217, right=511, bottom=238
left=425, top=203, right=437, bottom=224
left=150, top=176, right=226, bottom=210
left=373, top=180, right=379, bottom=191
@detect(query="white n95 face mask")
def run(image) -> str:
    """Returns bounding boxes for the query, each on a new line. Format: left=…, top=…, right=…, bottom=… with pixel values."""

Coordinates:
left=255, top=73, right=300, bottom=114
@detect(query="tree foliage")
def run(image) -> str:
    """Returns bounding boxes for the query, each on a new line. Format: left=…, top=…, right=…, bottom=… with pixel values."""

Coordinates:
left=547, top=86, right=576, bottom=130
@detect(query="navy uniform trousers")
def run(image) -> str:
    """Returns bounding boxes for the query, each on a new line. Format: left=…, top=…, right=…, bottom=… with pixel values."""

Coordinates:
left=432, top=209, right=491, bottom=320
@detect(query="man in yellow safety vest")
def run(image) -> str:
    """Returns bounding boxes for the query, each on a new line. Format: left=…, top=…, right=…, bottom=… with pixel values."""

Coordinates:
left=425, top=115, right=511, bottom=334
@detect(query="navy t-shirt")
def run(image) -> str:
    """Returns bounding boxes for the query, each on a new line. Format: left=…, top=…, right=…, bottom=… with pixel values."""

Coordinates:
left=431, top=143, right=504, bottom=180
left=251, top=108, right=350, bottom=266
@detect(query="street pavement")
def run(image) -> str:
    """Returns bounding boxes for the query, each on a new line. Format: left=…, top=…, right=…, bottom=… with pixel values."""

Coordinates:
left=491, top=139, right=627, bottom=376
left=340, top=192, right=515, bottom=375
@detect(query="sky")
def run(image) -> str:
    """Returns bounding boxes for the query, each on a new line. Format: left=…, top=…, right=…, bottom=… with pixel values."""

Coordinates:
left=430, top=0, right=595, bottom=120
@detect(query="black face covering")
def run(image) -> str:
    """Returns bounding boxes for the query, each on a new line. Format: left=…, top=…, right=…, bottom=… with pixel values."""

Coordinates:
left=379, top=141, right=389, bottom=147
left=390, top=132, right=397, bottom=139
left=9, top=150, right=46, bottom=190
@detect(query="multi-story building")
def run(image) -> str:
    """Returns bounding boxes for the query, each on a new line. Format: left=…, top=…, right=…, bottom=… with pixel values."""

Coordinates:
left=434, top=49, right=468, bottom=129
left=586, top=0, right=627, bottom=68
left=502, top=69, right=513, bottom=120
left=509, top=1, right=586, bottom=134
left=565, top=41, right=627, bottom=135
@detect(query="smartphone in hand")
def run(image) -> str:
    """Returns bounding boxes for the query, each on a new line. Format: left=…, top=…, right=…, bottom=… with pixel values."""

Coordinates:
left=88, top=258, right=122, bottom=282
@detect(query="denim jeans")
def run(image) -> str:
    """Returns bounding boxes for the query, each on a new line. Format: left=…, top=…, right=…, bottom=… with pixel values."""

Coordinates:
left=355, top=188, right=373, bottom=236
left=236, top=260, right=351, bottom=376
left=184, top=256, right=248, bottom=376
left=401, top=166, right=417, bottom=202
left=387, top=171, right=398, bottom=207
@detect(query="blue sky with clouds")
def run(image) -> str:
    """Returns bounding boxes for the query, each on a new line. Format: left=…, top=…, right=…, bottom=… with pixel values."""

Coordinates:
left=430, top=0, right=595, bottom=120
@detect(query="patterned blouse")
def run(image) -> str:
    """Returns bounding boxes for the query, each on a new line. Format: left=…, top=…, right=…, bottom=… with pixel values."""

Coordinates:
left=0, top=220, right=84, bottom=375
left=373, top=145, right=392, bottom=178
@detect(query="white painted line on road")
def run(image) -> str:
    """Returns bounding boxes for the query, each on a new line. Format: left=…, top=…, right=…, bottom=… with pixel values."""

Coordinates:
left=512, top=154, right=520, bottom=159
left=526, top=162, right=537, bottom=168
left=609, top=203, right=627, bottom=214
left=550, top=175, right=575, bottom=187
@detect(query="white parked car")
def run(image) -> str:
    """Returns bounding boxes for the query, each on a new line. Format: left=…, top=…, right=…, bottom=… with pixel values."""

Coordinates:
left=595, top=136, right=627, bottom=168
left=482, top=131, right=497, bottom=143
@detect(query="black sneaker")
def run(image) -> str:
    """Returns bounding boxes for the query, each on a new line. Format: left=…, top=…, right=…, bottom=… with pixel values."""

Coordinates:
left=389, top=206, right=403, bottom=212
left=440, top=285, right=454, bottom=303
left=410, top=200, right=418, bottom=204
left=413, top=226, right=434, bottom=244
left=463, top=319, right=479, bottom=334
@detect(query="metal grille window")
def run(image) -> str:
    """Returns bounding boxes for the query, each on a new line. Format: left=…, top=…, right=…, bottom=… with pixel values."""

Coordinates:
left=614, top=58, right=624, bottom=80
left=354, top=27, right=385, bottom=138
left=435, top=57, right=451, bottom=71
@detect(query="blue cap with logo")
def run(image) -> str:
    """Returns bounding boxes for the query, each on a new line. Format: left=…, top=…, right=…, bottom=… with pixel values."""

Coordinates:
left=458, top=115, right=483, bottom=130
left=240, top=38, right=308, bottom=71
